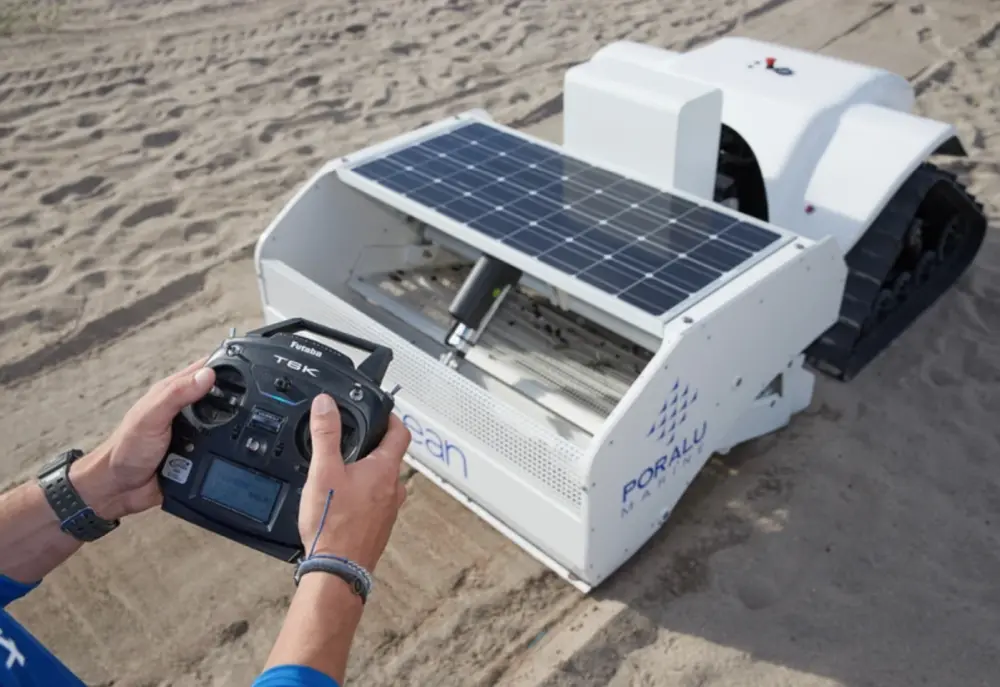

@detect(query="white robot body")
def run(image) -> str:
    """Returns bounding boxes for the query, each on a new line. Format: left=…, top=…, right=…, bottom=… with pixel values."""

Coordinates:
left=253, top=37, right=984, bottom=591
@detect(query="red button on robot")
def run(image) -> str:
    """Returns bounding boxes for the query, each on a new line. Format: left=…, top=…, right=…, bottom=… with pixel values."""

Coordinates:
left=765, top=57, right=776, bottom=69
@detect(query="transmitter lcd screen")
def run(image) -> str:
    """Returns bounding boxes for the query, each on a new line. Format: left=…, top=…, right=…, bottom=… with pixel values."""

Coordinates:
left=200, top=458, right=283, bottom=523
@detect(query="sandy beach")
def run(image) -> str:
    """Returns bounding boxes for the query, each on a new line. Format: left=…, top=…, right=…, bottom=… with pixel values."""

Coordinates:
left=2, top=0, right=998, bottom=685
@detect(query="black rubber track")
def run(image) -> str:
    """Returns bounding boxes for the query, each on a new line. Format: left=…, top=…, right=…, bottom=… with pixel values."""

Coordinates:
left=804, top=162, right=987, bottom=382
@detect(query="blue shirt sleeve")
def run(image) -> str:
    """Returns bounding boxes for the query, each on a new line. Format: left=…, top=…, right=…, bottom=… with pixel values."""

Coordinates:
left=0, top=575, right=39, bottom=609
left=253, top=664, right=341, bottom=687
left=2, top=575, right=89, bottom=686
left=3, top=575, right=339, bottom=687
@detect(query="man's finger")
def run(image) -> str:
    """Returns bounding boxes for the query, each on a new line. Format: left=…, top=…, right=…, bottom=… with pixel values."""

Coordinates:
left=308, top=394, right=346, bottom=478
left=146, top=366, right=217, bottom=428
left=170, top=356, right=210, bottom=380
left=369, top=414, right=411, bottom=470
left=396, top=481, right=407, bottom=508
left=151, top=357, right=210, bottom=393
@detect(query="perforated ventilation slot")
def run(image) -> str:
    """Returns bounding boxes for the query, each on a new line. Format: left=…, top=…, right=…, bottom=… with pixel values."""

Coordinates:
left=323, top=292, right=586, bottom=509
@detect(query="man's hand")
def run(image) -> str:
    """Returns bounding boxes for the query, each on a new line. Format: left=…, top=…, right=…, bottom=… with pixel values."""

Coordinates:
left=298, top=394, right=411, bottom=572
left=0, top=357, right=217, bottom=584
left=71, top=358, right=216, bottom=521
left=264, top=396, right=409, bottom=683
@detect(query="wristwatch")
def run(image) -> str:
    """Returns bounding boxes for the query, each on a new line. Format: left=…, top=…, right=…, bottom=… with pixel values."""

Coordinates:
left=37, top=449, right=120, bottom=542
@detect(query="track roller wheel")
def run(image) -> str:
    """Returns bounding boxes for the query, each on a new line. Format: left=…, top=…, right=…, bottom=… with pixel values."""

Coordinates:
left=891, top=271, right=913, bottom=301
left=903, top=217, right=924, bottom=259
left=936, top=215, right=961, bottom=260
left=868, top=289, right=896, bottom=329
left=914, top=252, right=937, bottom=285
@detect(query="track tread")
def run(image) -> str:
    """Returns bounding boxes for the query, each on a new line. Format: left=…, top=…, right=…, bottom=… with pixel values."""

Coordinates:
left=805, top=162, right=987, bottom=381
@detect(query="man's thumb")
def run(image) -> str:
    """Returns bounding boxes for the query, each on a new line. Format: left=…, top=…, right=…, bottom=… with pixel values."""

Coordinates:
left=151, top=367, right=216, bottom=426
left=309, top=394, right=345, bottom=465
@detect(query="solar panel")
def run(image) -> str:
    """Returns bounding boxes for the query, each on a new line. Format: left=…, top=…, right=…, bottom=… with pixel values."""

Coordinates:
left=346, top=120, right=785, bottom=317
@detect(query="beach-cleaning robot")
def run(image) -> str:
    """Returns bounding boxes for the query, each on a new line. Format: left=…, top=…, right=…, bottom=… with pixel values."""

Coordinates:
left=252, top=37, right=986, bottom=591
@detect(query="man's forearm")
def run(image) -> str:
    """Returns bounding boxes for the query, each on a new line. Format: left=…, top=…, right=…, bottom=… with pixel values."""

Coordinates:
left=264, top=574, right=365, bottom=684
left=0, top=448, right=126, bottom=584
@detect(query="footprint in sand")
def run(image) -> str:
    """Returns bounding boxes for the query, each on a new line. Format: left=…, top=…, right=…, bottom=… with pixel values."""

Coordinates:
left=74, top=257, right=97, bottom=272
left=66, top=270, right=108, bottom=297
left=182, top=219, right=217, bottom=241
left=94, top=204, right=123, bottom=223
left=38, top=175, right=106, bottom=205
left=76, top=112, right=103, bottom=128
left=142, top=129, right=182, bottom=148
left=0, top=264, right=51, bottom=290
left=293, top=75, right=320, bottom=88
left=121, top=198, right=179, bottom=228
left=388, top=42, right=423, bottom=56
left=217, top=619, right=250, bottom=646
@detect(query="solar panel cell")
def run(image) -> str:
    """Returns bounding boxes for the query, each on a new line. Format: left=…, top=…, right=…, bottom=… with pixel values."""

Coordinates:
left=574, top=192, right=632, bottom=220
left=575, top=228, right=632, bottom=256
left=644, top=224, right=707, bottom=254
left=643, top=193, right=700, bottom=218
left=506, top=228, right=560, bottom=254
left=470, top=210, right=525, bottom=239
left=506, top=167, right=556, bottom=191
left=655, top=259, right=717, bottom=292
left=606, top=179, right=660, bottom=205
left=726, top=223, right=781, bottom=252
left=347, top=119, right=785, bottom=317
left=474, top=182, right=524, bottom=209
left=606, top=208, right=665, bottom=236
left=441, top=194, right=495, bottom=223
left=505, top=193, right=561, bottom=221
left=579, top=260, right=646, bottom=291
left=620, top=279, right=687, bottom=313
left=536, top=211, right=592, bottom=243
left=450, top=169, right=498, bottom=193
left=378, top=173, right=420, bottom=195
left=687, top=240, right=751, bottom=272
left=617, top=243, right=678, bottom=273
left=408, top=181, right=458, bottom=208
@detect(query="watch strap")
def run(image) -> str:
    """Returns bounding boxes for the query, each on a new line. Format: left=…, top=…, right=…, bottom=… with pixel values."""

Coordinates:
left=37, top=449, right=120, bottom=542
left=293, top=554, right=372, bottom=604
